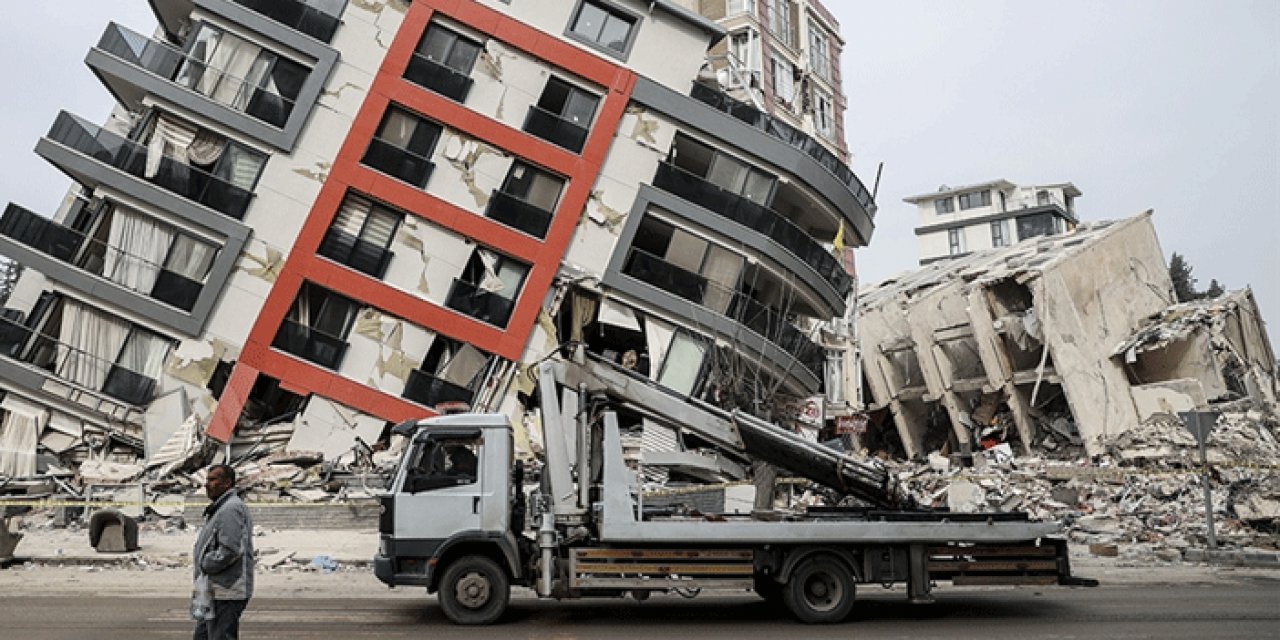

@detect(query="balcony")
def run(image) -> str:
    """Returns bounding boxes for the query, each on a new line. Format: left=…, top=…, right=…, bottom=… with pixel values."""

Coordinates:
left=272, top=318, right=349, bottom=369
left=231, top=0, right=341, bottom=43
left=689, top=82, right=875, bottom=214
left=622, top=249, right=824, bottom=379
left=402, top=370, right=474, bottom=408
left=404, top=54, right=474, bottom=103
left=522, top=105, right=588, bottom=154
left=362, top=138, right=435, bottom=188
left=484, top=190, right=553, bottom=239
left=0, top=314, right=159, bottom=406
left=445, top=279, right=516, bottom=328
left=0, top=205, right=206, bottom=312
left=92, top=23, right=298, bottom=129
left=317, top=228, right=393, bottom=279
left=44, top=112, right=253, bottom=220
left=652, top=162, right=852, bottom=297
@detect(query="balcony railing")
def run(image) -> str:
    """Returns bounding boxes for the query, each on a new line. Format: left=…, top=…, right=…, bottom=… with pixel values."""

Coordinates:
left=623, top=248, right=824, bottom=379
left=402, top=369, right=475, bottom=408
left=97, top=23, right=298, bottom=128
left=689, top=82, right=876, bottom=214
left=0, top=204, right=205, bottom=312
left=484, top=190, right=553, bottom=239
left=46, top=112, right=254, bottom=220
left=404, top=54, right=474, bottom=103
left=523, top=105, right=588, bottom=154
left=317, top=228, right=394, bottom=279
left=272, top=318, right=349, bottom=369
left=652, top=162, right=853, bottom=297
left=445, top=279, right=516, bottom=328
left=362, top=138, right=435, bottom=188
left=231, top=0, right=342, bottom=43
left=0, top=314, right=160, bottom=406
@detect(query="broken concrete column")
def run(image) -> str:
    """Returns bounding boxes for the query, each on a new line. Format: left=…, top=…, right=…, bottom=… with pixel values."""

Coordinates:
left=89, top=509, right=140, bottom=553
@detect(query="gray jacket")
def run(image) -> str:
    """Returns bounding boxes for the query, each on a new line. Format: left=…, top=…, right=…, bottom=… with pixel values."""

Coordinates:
left=194, top=491, right=255, bottom=600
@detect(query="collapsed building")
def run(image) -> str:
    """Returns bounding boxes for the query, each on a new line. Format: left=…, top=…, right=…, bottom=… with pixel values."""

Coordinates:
left=0, top=0, right=875, bottom=501
left=856, top=211, right=1277, bottom=461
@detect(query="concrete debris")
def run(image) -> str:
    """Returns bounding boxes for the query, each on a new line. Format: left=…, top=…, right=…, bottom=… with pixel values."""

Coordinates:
left=88, top=510, right=139, bottom=553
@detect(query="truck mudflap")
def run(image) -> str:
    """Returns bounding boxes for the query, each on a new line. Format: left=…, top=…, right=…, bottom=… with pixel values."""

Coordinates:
left=925, top=538, right=1098, bottom=587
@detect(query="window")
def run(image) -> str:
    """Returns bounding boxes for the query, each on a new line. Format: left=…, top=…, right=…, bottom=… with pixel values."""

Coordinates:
left=627, top=217, right=744, bottom=314
left=658, top=330, right=709, bottom=396
left=948, top=228, right=965, bottom=255
left=525, top=77, right=600, bottom=153
left=406, top=437, right=481, bottom=491
left=568, top=1, right=637, bottom=55
left=934, top=197, right=955, bottom=214
left=813, top=89, right=834, bottom=140
left=728, top=0, right=754, bottom=16
left=486, top=162, right=564, bottom=239
left=809, top=25, right=831, bottom=81
left=671, top=134, right=776, bottom=204
left=174, top=23, right=309, bottom=128
left=767, top=0, right=795, bottom=49
left=957, top=190, right=992, bottom=210
left=404, top=337, right=493, bottom=408
left=319, top=193, right=401, bottom=278
left=729, top=29, right=762, bottom=85
left=990, top=219, right=1009, bottom=247
left=1037, top=190, right=1051, bottom=206
left=273, top=283, right=360, bottom=368
left=139, top=111, right=267, bottom=218
left=446, top=249, right=530, bottom=327
left=406, top=23, right=482, bottom=101
left=362, top=107, right=442, bottom=188
left=771, top=55, right=795, bottom=107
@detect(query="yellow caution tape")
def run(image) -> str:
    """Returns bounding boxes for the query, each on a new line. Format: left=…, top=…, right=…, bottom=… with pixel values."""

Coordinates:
left=0, top=499, right=378, bottom=509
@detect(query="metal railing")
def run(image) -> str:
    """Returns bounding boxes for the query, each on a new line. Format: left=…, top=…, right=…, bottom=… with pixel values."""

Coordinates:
left=97, top=22, right=298, bottom=128
left=0, top=204, right=206, bottom=312
left=0, top=313, right=160, bottom=406
left=445, top=279, right=516, bottom=328
left=689, top=82, right=876, bottom=214
left=484, top=190, right=553, bottom=239
left=622, top=248, right=824, bottom=378
left=317, top=228, right=394, bottom=279
left=272, top=318, right=349, bottom=369
left=402, top=369, right=474, bottom=408
left=652, top=161, right=852, bottom=297
left=46, top=111, right=254, bottom=220
left=404, top=54, right=474, bottom=103
left=522, top=105, right=589, bottom=154
left=231, top=0, right=342, bottom=43
left=361, top=137, right=435, bottom=188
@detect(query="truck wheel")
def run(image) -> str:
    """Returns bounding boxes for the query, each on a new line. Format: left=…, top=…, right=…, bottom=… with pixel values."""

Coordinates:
left=438, top=556, right=510, bottom=625
left=782, top=556, right=855, bottom=624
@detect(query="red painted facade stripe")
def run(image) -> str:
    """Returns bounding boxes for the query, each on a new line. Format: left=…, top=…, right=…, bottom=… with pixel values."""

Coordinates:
left=206, top=0, right=636, bottom=441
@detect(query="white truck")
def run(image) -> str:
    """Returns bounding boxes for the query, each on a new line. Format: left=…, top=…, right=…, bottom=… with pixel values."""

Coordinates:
left=374, top=356, right=1093, bottom=624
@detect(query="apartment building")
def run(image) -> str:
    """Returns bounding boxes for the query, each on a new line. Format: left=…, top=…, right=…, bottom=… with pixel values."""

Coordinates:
left=904, top=180, right=1082, bottom=265
left=0, top=0, right=876, bottom=477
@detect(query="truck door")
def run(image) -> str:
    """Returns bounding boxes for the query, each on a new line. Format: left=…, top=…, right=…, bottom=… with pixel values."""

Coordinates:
left=396, top=433, right=486, bottom=541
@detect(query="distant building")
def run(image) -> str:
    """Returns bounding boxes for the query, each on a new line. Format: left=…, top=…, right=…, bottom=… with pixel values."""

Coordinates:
left=904, top=180, right=1082, bottom=265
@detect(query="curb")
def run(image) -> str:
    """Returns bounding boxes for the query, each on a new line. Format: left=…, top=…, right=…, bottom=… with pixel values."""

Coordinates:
left=3, top=553, right=374, bottom=570
left=1183, top=549, right=1280, bottom=568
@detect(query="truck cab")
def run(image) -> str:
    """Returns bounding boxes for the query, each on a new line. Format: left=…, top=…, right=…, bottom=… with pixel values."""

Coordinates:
left=375, top=414, right=526, bottom=624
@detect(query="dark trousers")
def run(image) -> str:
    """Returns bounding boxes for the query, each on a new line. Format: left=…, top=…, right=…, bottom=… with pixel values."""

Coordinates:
left=193, top=598, right=248, bottom=640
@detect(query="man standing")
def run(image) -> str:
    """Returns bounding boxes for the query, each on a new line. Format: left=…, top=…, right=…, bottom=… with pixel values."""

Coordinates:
left=193, top=464, right=254, bottom=639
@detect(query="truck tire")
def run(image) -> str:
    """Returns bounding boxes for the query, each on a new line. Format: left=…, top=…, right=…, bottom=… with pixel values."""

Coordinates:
left=782, top=556, right=855, bottom=624
left=438, top=555, right=510, bottom=625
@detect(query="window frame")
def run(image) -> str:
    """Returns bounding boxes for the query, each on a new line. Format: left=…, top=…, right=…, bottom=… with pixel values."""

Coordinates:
left=957, top=190, right=992, bottom=211
left=565, top=0, right=640, bottom=59
left=947, top=228, right=965, bottom=255
left=500, top=161, right=565, bottom=213
left=417, top=22, right=483, bottom=76
left=808, top=24, right=831, bottom=81
left=934, top=197, right=955, bottom=214
left=990, top=219, right=1009, bottom=248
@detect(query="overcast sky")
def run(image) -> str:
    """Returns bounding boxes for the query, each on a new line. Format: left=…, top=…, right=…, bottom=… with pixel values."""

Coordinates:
left=0, top=1, right=1276, bottom=340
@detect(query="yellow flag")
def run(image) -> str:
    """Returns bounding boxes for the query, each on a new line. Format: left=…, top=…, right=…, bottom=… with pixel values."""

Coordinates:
left=832, top=220, right=846, bottom=256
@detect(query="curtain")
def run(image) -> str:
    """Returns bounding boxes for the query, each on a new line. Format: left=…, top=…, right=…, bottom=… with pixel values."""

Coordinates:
left=476, top=250, right=506, bottom=294
left=145, top=114, right=198, bottom=178
left=116, top=329, right=173, bottom=380
left=198, top=30, right=263, bottom=108
left=186, top=129, right=225, bottom=166
left=334, top=194, right=373, bottom=237
left=58, top=299, right=130, bottom=390
left=164, top=235, right=216, bottom=281
left=0, top=396, right=47, bottom=478
left=215, top=144, right=265, bottom=191
left=104, top=206, right=175, bottom=293
left=700, top=245, right=744, bottom=314
left=439, top=343, right=488, bottom=388
left=570, top=294, right=602, bottom=344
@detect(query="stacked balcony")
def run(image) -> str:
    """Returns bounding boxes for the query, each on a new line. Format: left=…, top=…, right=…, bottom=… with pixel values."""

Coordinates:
left=272, top=318, right=349, bottom=369
left=401, top=370, right=474, bottom=408
left=0, top=314, right=159, bottom=406
left=230, top=0, right=342, bottom=43
left=523, top=105, right=589, bottom=154
left=484, top=190, right=553, bottom=240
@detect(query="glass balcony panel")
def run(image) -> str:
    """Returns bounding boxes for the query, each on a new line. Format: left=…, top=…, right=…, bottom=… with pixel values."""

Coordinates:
left=522, top=105, right=588, bottom=153
left=101, top=364, right=159, bottom=406
left=0, top=204, right=84, bottom=261
left=272, top=318, right=349, bottom=369
left=46, top=112, right=253, bottom=219
left=231, top=0, right=342, bottom=43
left=484, top=190, right=553, bottom=239
left=149, top=270, right=203, bottom=312
left=0, top=314, right=161, bottom=405
left=362, top=138, right=435, bottom=188
left=652, top=162, right=852, bottom=297
left=444, top=279, right=515, bottom=328
left=402, top=370, right=475, bottom=408
left=403, top=54, right=474, bottom=102
left=318, top=228, right=393, bottom=279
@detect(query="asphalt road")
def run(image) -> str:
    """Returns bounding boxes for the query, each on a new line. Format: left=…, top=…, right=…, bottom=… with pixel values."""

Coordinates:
left=3, top=581, right=1279, bottom=639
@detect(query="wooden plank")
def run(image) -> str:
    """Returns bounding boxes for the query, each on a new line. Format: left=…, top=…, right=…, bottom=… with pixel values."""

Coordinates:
left=574, top=562, right=754, bottom=576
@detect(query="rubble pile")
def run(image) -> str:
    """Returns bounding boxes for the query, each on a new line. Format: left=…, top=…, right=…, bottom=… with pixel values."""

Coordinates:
left=888, top=410, right=1280, bottom=556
